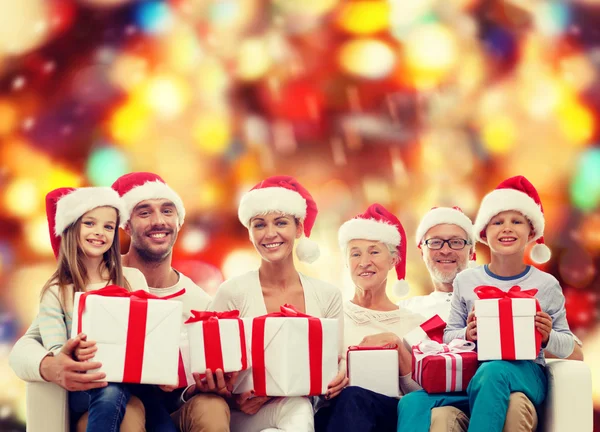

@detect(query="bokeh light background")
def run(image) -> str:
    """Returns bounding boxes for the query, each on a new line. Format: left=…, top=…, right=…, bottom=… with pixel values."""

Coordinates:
left=1, top=0, right=599, bottom=429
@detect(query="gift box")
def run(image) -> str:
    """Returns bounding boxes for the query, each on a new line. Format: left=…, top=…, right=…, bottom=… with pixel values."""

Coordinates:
left=186, top=310, right=248, bottom=374
left=232, top=305, right=338, bottom=397
left=403, top=314, right=446, bottom=351
left=474, top=285, right=543, bottom=361
left=177, top=331, right=194, bottom=388
left=412, top=339, right=478, bottom=393
left=72, top=286, right=182, bottom=385
left=347, top=346, right=399, bottom=397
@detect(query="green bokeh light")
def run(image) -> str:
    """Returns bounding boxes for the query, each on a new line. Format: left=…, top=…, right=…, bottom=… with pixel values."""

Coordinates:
left=86, top=146, right=130, bottom=187
left=570, top=147, right=600, bottom=212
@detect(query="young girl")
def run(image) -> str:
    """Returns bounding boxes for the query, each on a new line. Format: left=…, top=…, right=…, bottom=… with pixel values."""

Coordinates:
left=210, top=175, right=346, bottom=432
left=39, top=186, right=149, bottom=432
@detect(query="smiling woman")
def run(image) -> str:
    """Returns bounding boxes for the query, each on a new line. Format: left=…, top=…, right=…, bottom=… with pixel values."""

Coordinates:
left=210, top=175, right=345, bottom=432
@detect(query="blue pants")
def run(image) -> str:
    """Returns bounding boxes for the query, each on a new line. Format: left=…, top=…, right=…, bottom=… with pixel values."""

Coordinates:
left=397, top=360, right=547, bottom=432
left=69, top=383, right=130, bottom=432
left=315, top=386, right=399, bottom=432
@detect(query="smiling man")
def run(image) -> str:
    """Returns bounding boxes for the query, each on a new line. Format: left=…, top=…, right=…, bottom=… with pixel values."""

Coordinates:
left=398, top=207, right=475, bottom=321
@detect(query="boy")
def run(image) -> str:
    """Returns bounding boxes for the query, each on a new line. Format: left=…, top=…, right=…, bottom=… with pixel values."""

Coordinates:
left=397, top=176, right=575, bottom=432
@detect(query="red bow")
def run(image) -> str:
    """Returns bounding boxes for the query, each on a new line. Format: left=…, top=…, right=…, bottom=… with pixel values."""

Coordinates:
left=184, top=310, right=241, bottom=324
left=475, top=285, right=538, bottom=300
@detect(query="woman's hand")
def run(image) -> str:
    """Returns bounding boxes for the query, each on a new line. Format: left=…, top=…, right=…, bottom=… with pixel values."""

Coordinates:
left=358, top=332, right=401, bottom=348
left=73, top=333, right=98, bottom=362
left=183, top=369, right=239, bottom=400
left=466, top=309, right=477, bottom=342
left=232, top=391, right=272, bottom=415
left=325, top=369, right=348, bottom=400
left=535, top=311, right=553, bottom=345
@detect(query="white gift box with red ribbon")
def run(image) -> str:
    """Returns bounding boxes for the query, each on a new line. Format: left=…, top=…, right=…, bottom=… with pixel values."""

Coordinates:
left=232, top=305, right=338, bottom=397
left=186, top=310, right=248, bottom=374
left=347, top=346, right=399, bottom=397
left=474, top=285, right=542, bottom=361
left=412, top=339, right=478, bottom=394
left=72, top=286, right=182, bottom=385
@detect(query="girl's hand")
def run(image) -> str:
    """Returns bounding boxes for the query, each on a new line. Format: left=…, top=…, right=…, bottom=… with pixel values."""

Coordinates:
left=325, top=369, right=348, bottom=400
left=466, top=309, right=477, bottom=342
left=73, top=333, right=98, bottom=361
left=358, top=332, right=401, bottom=348
left=233, top=391, right=272, bottom=415
left=159, top=385, right=178, bottom=392
left=535, top=311, right=553, bottom=345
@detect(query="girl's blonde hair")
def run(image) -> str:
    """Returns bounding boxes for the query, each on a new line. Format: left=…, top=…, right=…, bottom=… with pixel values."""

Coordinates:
left=41, top=209, right=130, bottom=308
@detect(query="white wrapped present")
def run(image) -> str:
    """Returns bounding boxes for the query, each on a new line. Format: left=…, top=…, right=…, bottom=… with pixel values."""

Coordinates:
left=72, top=286, right=182, bottom=385
left=233, top=305, right=338, bottom=397
left=347, top=345, right=399, bottom=397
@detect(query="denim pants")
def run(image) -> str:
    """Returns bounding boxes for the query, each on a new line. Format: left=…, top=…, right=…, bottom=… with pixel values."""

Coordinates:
left=69, top=383, right=130, bottom=432
left=397, top=360, right=548, bottom=432
left=315, top=386, right=399, bottom=432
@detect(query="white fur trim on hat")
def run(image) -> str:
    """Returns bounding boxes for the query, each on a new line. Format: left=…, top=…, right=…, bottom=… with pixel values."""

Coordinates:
left=415, top=208, right=474, bottom=246
left=121, top=180, right=185, bottom=226
left=55, top=187, right=125, bottom=236
left=474, top=188, right=545, bottom=244
left=393, top=279, right=410, bottom=297
left=296, top=236, right=320, bottom=263
left=338, top=218, right=401, bottom=250
left=238, top=187, right=307, bottom=227
left=530, top=243, right=551, bottom=264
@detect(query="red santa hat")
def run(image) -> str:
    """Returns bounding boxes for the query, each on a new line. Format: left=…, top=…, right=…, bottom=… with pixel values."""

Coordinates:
left=338, top=203, right=410, bottom=297
left=473, top=175, right=550, bottom=264
left=46, top=187, right=125, bottom=258
left=416, top=206, right=477, bottom=265
left=238, top=175, right=320, bottom=263
left=111, top=172, right=185, bottom=226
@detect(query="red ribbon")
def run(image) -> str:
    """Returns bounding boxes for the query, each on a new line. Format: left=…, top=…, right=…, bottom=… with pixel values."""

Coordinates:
left=474, top=285, right=543, bottom=360
left=419, top=314, right=446, bottom=343
left=77, top=285, right=168, bottom=383
left=251, top=304, right=323, bottom=396
left=184, top=310, right=248, bottom=372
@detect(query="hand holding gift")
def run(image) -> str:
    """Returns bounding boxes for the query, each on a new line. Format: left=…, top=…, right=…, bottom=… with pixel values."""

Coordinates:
left=233, top=391, right=272, bottom=415
left=73, top=333, right=98, bottom=362
left=535, top=311, right=552, bottom=345
left=465, top=308, right=477, bottom=342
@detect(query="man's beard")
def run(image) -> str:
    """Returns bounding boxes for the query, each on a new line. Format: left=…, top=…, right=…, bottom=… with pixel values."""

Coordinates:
left=424, top=255, right=468, bottom=285
left=132, top=231, right=176, bottom=264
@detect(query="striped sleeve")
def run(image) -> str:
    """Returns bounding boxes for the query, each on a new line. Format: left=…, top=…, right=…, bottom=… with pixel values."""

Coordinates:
left=38, top=286, right=69, bottom=355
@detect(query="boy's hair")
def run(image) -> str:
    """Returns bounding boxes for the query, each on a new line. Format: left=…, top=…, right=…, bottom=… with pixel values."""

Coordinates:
left=41, top=213, right=130, bottom=308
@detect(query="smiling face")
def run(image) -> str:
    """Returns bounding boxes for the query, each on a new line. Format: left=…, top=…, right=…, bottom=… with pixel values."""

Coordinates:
left=347, top=239, right=396, bottom=293
left=78, top=206, right=118, bottom=259
left=248, top=212, right=302, bottom=263
left=125, top=198, right=179, bottom=263
left=422, top=224, right=471, bottom=285
left=483, top=210, right=534, bottom=256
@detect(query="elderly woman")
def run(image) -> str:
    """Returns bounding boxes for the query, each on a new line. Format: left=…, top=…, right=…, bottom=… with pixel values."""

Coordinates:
left=210, top=175, right=346, bottom=432
left=314, top=203, right=425, bottom=432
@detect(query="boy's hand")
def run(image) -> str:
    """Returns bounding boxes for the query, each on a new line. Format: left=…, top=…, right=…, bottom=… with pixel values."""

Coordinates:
left=73, top=333, right=98, bottom=362
left=466, top=309, right=477, bottom=342
left=535, top=311, right=553, bottom=345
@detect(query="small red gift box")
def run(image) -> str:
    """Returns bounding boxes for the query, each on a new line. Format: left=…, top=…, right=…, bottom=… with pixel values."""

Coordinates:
left=412, top=339, right=478, bottom=394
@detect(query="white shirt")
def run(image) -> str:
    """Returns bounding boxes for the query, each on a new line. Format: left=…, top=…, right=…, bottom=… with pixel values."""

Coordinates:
left=397, top=291, right=453, bottom=321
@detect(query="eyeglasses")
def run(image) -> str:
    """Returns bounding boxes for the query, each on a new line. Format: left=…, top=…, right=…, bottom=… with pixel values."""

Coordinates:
left=423, top=238, right=470, bottom=250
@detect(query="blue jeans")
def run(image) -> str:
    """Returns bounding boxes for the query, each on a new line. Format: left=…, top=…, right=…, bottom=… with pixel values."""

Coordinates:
left=315, top=386, right=399, bottom=432
left=69, top=383, right=130, bottom=432
left=397, top=360, right=547, bottom=432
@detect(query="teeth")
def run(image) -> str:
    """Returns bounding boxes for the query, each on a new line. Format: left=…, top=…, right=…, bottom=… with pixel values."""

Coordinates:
left=88, top=240, right=104, bottom=245
left=265, top=243, right=283, bottom=249
left=149, top=233, right=166, bottom=238
left=500, top=238, right=516, bottom=242
left=359, top=272, right=374, bottom=276
left=438, top=260, right=454, bottom=263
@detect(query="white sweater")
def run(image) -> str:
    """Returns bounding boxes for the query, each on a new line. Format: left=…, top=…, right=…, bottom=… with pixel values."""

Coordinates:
left=210, top=270, right=344, bottom=359
left=397, top=291, right=454, bottom=321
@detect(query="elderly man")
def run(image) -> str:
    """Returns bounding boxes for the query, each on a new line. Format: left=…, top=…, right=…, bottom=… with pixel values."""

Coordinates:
left=10, top=172, right=232, bottom=432
left=399, top=206, right=583, bottom=432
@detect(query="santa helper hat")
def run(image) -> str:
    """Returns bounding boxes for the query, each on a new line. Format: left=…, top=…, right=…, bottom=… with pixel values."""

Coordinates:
left=111, top=172, right=185, bottom=226
left=338, top=203, right=410, bottom=297
left=238, top=175, right=320, bottom=263
left=46, top=187, right=126, bottom=258
left=416, top=206, right=477, bottom=266
left=473, top=175, right=551, bottom=264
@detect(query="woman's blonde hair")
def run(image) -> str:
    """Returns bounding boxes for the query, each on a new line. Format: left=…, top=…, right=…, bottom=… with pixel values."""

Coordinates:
left=41, top=209, right=130, bottom=308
